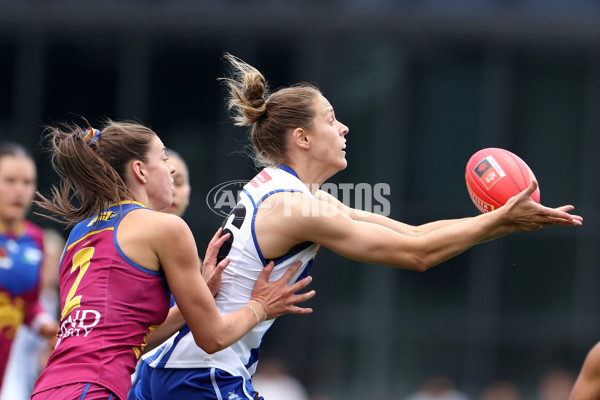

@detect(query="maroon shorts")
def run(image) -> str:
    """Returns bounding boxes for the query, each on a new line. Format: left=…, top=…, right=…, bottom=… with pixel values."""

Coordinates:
left=31, top=382, right=117, bottom=400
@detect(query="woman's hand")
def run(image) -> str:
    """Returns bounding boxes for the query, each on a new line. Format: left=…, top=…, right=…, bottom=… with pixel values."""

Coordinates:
left=201, top=228, right=231, bottom=296
left=502, top=181, right=583, bottom=231
left=250, top=261, right=315, bottom=320
left=39, top=320, right=59, bottom=349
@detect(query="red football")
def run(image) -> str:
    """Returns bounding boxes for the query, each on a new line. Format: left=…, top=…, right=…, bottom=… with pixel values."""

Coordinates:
left=465, top=148, right=540, bottom=213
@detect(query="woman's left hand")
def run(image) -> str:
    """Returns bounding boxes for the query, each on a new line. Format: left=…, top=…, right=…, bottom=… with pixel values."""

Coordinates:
left=201, top=227, right=231, bottom=297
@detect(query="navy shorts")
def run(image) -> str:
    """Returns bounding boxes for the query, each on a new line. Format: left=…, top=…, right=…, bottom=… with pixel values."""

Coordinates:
left=128, top=361, right=262, bottom=400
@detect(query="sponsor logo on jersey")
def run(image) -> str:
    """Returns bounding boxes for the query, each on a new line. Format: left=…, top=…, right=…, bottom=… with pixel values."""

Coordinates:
left=250, top=170, right=272, bottom=188
left=87, top=211, right=118, bottom=227
left=23, top=247, right=43, bottom=264
left=57, top=308, right=102, bottom=344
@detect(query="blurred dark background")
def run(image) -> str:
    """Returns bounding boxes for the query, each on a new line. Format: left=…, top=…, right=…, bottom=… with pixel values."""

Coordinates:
left=1, top=0, right=599, bottom=398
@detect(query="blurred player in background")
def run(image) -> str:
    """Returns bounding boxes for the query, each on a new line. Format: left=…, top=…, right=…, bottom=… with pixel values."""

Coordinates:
left=569, top=342, right=600, bottom=400
left=162, top=149, right=191, bottom=219
left=404, top=376, right=470, bottom=400
left=1, top=227, right=64, bottom=400
left=133, top=53, right=582, bottom=400
left=537, top=368, right=574, bottom=400
left=30, top=120, right=315, bottom=400
left=480, top=381, right=522, bottom=400
left=251, top=357, right=309, bottom=400
left=0, top=142, right=59, bottom=395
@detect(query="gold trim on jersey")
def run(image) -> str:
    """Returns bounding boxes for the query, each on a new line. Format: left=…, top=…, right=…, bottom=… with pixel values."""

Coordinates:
left=108, top=200, right=147, bottom=208
left=66, top=227, right=114, bottom=251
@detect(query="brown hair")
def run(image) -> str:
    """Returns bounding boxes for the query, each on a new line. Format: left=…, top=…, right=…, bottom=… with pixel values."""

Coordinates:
left=36, top=119, right=156, bottom=227
left=220, top=53, right=322, bottom=167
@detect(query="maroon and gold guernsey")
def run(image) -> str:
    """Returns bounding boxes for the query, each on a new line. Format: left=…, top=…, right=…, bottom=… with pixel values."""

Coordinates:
left=32, top=201, right=170, bottom=400
left=0, top=221, right=46, bottom=392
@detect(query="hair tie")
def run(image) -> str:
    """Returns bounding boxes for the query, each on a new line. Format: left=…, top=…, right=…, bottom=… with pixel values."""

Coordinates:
left=83, top=128, right=101, bottom=148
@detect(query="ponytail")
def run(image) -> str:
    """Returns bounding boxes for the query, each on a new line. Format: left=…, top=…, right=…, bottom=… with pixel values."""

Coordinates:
left=36, top=119, right=155, bottom=226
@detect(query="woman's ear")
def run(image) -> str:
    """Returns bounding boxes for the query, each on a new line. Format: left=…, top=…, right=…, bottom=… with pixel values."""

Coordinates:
left=131, top=160, right=147, bottom=184
left=292, top=127, right=310, bottom=150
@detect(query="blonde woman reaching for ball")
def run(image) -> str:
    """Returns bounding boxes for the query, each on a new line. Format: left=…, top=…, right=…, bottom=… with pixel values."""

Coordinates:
left=131, top=53, right=582, bottom=400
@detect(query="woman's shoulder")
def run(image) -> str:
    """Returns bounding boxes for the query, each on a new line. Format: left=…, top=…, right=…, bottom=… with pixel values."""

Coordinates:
left=121, top=208, right=190, bottom=239
left=116, top=208, right=194, bottom=267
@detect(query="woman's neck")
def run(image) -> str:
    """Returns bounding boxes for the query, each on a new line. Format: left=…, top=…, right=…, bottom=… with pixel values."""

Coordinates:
left=283, top=162, right=336, bottom=195
left=0, top=218, right=25, bottom=235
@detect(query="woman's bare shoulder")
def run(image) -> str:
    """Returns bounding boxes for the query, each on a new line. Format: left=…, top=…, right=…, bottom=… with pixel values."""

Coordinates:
left=121, top=208, right=191, bottom=239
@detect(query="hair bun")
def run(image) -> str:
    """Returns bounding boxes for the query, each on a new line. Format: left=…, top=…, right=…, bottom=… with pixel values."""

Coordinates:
left=249, top=97, right=265, bottom=107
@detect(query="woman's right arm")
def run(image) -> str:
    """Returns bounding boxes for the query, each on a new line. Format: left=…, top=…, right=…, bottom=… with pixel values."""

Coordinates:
left=153, top=215, right=315, bottom=354
left=259, top=182, right=581, bottom=272
left=316, top=182, right=581, bottom=241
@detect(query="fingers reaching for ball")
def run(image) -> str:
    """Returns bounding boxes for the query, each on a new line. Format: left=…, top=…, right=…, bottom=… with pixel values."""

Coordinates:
left=547, top=206, right=583, bottom=226
left=555, top=205, right=583, bottom=225
left=505, top=199, right=583, bottom=231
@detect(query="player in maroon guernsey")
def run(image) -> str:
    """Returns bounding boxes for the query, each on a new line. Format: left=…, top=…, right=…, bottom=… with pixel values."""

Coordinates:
left=30, top=120, right=315, bottom=400
left=0, top=142, right=58, bottom=394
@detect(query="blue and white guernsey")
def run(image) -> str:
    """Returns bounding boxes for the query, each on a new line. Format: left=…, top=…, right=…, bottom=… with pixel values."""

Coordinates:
left=144, top=165, right=319, bottom=379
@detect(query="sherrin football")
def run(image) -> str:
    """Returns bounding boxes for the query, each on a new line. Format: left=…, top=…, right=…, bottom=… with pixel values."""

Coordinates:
left=465, top=148, right=540, bottom=213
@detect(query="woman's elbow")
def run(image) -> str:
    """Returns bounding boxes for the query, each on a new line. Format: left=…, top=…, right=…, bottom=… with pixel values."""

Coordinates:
left=194, top=336, right=227, bottom=354
left=192, top=327, right=228, bottom=354
left=411, top=259, right=430, bottom=272
left=407, top=252, right=436, bottom=272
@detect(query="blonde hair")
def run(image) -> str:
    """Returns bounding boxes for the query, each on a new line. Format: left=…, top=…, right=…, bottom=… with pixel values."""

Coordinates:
left=36, top=119, right=156, bottom=226
left=220, top=53, right=322, bottom=167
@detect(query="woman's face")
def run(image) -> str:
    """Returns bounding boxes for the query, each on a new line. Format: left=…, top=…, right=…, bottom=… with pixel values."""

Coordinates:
left=163, top=155, right=191, bottom=217
left=0, top=155, right=36, bottom=226
left=144, top=135, right=176, bottom=211
left=307, top=94, right=349, bottom=172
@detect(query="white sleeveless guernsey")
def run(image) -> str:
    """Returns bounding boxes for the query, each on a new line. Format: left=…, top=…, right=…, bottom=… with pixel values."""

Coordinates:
left=143, top=166, right=320, bottom=379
